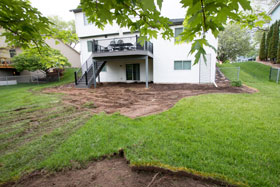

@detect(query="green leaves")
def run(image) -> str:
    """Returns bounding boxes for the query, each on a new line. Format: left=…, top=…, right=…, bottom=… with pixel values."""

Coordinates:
left=0, top=0, right=52, bottom=49
left=79, top=0, right=264, bottom=64
left=13, top=46, right=71, bottom=73
left=189, top=38, right=216, bottom=64
left=217, top=24, right=253, bottom=62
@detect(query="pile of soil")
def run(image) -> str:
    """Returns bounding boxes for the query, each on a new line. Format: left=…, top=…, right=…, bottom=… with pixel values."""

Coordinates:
left=5, top=157, right=216, bottom=187
left=44, top=72, right=256, bottom=118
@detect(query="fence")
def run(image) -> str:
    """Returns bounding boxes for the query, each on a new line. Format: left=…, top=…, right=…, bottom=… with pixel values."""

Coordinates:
left=218, top=67, right=240, bottom=81
left=269, top=67, right=280, bottom=84
left=0, top=73, right=60, bottom=86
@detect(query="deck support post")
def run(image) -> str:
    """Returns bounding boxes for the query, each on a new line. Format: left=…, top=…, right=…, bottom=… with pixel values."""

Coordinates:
left=93, top=61, right=97, bottom=88
left=145, top=55, right=149, bottom=88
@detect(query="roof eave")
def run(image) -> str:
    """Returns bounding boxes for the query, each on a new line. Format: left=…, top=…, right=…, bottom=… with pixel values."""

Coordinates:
left=268, top=1, right=280, bottom=15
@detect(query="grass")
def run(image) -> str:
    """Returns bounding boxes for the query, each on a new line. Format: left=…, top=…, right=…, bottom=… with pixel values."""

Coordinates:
left=1, top=62, right=280, bottom=186
left=0, top=68, right=93, bottom=182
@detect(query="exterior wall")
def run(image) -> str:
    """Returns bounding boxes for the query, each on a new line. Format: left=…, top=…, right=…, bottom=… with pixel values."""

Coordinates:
left=152, top=27, right=217, bottom=84
left=75, top=12, right=130, bottom=38
left=74, top=0, right=217, bottom=84
left=270, top=5, right=280, bottom=24
left=78, top=27, right=217, bottom=84
left=99, top=59, right=153, bottom=82
left=0, top=69, right=16, bottom=76
left=45, top=38, right=81, bottom=68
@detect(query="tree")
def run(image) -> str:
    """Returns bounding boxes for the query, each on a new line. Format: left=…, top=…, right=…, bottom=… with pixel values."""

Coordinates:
left=0, top=0, right=52, bottom=49
left=79, top=0, right=271, bottom=64
left=277, top=42, right=280, bottom=63
left=268, top=21, right=279, bottom=62
left=12, top=47, right=71, bottom=73
left=267, top=24, right=274, bottom=60
left=217, top=24, right=252, bottom=62
left=259, top=32, right=266, bottom=60
left=1, top=0, right=268, bottom=63
left=48, top=16, right=79, bottom=48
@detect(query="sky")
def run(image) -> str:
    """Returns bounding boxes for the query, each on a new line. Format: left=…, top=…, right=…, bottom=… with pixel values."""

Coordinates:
left=29, top=0, right=274, bottom=23
left=29, top=0, right=186, bottom=22
left=30, top=0, right=80, bottom=21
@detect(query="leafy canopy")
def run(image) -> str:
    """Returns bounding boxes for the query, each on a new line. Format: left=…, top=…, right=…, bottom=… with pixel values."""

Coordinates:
left=13, top=47, right=71, bottom=73
left=0, top=1, right=78, bottom=50
left=0, top=0, right=52, bottom=49
left=217, top=24, right=253, bottom=62
left=80, top=0, right=267, bottom=64
left=48, top=16, right=79, bottom=48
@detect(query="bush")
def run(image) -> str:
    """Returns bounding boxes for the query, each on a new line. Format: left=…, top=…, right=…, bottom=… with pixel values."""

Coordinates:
left=13, top=46, right=71, bottom=73
left=231, top=80, right=242, bottom=87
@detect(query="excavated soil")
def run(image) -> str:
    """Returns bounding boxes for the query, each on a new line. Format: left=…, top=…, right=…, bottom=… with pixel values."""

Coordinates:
left=5, top=157, right=218, bottom=187
left=44, top=71, right=256, bottom=118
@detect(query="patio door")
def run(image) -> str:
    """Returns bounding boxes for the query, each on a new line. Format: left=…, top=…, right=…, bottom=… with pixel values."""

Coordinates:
left=126, top=64, right=140, bottom=81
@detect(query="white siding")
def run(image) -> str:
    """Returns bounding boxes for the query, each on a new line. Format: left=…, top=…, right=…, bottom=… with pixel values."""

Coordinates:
left=270, top=5, right=280, bottom=25
left=45, top=38, right=81, bottom=68
left=74, top=0, right=218, bottom=84
left=99, top=60, right=153, bottom=82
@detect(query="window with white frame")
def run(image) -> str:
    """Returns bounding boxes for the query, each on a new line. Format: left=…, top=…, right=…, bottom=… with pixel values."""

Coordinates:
left=83, top=13, right=92, bottom=25
left=87, top=40, right=93, bottom=52
left=174, top=27, right=183, bottom=42
left=174, top=61, right=191, bottom=70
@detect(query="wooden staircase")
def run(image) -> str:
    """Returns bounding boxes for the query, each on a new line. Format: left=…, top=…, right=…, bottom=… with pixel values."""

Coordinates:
left=74, top=56, right=106, bottom=88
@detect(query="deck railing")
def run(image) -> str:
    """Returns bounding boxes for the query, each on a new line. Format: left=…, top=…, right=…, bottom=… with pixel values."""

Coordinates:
left=0, top=59, right=14, bottom=68
left=92, top=36, right=153, bottom=54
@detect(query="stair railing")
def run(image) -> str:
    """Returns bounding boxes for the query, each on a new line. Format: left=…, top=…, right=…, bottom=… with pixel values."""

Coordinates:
left=74, top=53, right=93, bottom=85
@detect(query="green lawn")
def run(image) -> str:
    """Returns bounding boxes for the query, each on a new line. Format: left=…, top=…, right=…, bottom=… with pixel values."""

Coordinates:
left=1, top=62, right=280, bottom=186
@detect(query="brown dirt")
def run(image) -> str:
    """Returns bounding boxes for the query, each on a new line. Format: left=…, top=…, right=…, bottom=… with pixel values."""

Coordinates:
left=43, top=72, right=256, bottom=118
left=4, top=156, right=218, bottom=187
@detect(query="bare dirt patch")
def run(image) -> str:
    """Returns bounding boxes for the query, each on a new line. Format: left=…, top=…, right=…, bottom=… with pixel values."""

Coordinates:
left=44, top=73, right=256, bottom=118
left=5, top=156, right=218, bottom=187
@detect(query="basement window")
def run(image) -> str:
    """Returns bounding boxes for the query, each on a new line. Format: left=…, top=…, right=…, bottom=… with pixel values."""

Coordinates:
left=174, top=61, right=191, bottom=70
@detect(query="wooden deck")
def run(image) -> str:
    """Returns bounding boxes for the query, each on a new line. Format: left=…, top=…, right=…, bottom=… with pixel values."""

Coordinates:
left=0, top=64, right=14, bottom=69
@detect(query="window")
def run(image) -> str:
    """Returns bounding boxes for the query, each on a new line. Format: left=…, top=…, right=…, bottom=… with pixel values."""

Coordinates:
left=101, top=64, right=107, bottom=72
left=87, top=40, right=93, bottom=52
left=9, top=49, right=16, bottom=58
left=174, top=27, right=183, bottom=42
left=174, top=61, right=191, bottom=70
left=83, top=13, right=91, bottom=25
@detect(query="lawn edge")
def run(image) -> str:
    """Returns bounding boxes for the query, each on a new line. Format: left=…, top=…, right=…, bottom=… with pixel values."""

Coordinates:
left=1, top=149, right=248, bottom=187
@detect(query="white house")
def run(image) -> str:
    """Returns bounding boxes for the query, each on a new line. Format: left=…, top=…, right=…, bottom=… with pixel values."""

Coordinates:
left=71, top=2, right=217, bottom=88
left=268, top=1, right=280, bottom=25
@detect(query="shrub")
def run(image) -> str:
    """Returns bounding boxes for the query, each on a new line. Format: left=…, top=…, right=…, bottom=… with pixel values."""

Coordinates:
left=259, top=32, right=266, bottom=61
left=231, top=80, right=242, bottom=87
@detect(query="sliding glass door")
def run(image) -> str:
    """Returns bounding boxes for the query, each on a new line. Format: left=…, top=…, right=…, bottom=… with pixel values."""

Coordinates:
left=126, top=64, right=140, bottom=81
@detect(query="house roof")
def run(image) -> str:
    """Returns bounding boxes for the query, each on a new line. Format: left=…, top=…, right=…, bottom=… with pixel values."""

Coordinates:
left=70, top=8, right=82, bottom=13
left=70, top=8, right=184, bottom=25
left=268, top=1, right=280, bottom=15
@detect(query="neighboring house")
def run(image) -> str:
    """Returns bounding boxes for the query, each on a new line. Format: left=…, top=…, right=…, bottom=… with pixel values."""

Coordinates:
left=268, top=1, right=280, bottom=24
left=71, top=5, right=217, bottom=88
left=45, top=38, right=81, bottom=68
left=0, top=28, right=81, bottom=77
